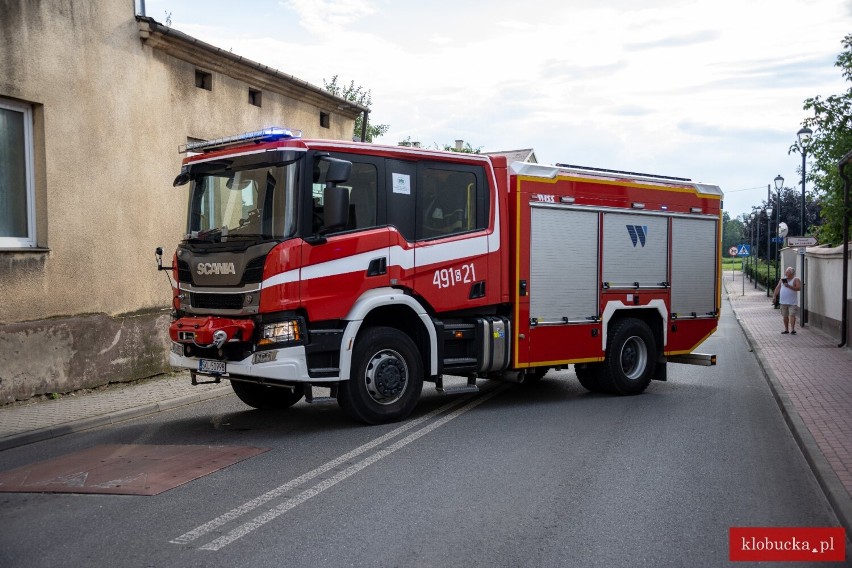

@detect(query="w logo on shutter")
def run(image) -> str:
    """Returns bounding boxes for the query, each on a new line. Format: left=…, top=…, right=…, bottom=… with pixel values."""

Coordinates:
left=626, top=225, right=648, bottom=247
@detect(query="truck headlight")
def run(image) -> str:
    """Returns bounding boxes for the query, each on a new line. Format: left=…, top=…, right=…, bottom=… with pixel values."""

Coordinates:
left=259, top=320, right=301, bottom=346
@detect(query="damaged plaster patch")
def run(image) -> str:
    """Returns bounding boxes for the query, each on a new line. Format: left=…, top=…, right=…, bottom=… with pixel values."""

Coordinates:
left=0, top=324, right=75, bottom=402
left=0, top=311, right=171, bottom=404
left=99, top=329, right=122, bottom=355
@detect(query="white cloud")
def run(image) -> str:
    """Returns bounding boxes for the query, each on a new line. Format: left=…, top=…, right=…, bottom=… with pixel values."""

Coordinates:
left=284, top=0, right=376, bottom=34
left=156, top=0, right=851, bottom=218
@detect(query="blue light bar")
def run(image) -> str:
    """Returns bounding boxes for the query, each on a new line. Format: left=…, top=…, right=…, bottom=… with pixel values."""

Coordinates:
left=179, top=127, right=302, bottom=153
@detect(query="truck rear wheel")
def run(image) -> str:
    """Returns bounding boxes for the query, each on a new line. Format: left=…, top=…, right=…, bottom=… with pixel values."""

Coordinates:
left=337, top=326, right=424, bottom=425
left=574, top=363, right=609, bottom=393
left=598, top=318, right=656, bottom=395
left=230, top=379, right=304, bottom=409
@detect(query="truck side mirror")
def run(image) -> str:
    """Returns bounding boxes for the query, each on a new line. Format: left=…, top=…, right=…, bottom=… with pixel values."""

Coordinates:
left=155, top=246, right=173, bottom=270
left=323, top=157, right=352, bottom=184
left=173, top=172, right=191, bottom=187
left=322, top=185, right=350, bottom=234
left=311, top=156, right=352, bottom=237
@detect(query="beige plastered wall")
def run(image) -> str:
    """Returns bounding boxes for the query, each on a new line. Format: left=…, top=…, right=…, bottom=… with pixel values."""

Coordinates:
left=0, top=0, right=358, bottom=402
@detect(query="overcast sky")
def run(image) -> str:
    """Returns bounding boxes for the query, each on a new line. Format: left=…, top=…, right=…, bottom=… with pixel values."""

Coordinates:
left=143, top=0, right=851, bottom=220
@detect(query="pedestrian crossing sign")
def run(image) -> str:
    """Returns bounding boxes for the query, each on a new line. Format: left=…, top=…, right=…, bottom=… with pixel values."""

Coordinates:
left=737, top=244, right=751, bottom=257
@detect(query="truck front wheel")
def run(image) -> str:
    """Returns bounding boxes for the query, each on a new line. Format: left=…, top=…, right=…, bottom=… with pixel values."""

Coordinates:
left=598, top=318, right=656, bottom=395
left=230, top=379, right=304, bottom=409
left=337, top=327, right=424, bottom=424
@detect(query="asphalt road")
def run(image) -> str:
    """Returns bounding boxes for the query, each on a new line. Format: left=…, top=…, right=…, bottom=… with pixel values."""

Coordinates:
left=0, top=298, right=841, bottom=567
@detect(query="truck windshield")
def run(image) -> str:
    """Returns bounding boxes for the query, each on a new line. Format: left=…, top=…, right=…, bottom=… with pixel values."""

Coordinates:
left=185, top=155, right=300, bottom=242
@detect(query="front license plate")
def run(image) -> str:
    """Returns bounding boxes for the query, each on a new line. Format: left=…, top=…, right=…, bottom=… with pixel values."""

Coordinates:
left=199, top=359, right=226, bottom=374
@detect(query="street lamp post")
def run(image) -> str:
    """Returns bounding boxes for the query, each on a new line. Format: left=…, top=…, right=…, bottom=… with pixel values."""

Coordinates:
left=749, top=212, right=756, bottom=285
left=774, top=174, right=784, bottom=285
left=766, top=184, right=772, bottom=296
left=796, top=127, right=812, bottom=325
left=754, top=208, right=761, bottom=290
left=797, top=127, right=812, bottom=235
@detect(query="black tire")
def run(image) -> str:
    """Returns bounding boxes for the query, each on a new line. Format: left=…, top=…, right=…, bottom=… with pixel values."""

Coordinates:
left=598, top=318, right=656, bottom=395
left=230, top=379, right=304, bottom=410
left=574, top=363, right=609, bottom=393
left=337, top=327, right=424, bottom=424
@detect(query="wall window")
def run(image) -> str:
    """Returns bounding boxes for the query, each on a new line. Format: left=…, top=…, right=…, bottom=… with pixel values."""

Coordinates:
left=248, top=88, right=262, bottom=107
left=320, top=112, right=330, bottom=128
left=195, top=70, right=212, bottom=90
left=0, top=98, right=36, bottom=248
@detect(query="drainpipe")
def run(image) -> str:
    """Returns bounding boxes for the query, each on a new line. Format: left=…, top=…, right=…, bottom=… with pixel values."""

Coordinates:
left=360, top=110, right=369, bottom=143
left=838, top=150, right=852, bottom=348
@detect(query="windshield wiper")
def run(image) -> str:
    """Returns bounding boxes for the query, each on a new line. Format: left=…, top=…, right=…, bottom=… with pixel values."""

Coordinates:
left=224, top=233, right=275, bottom=239
left=187, top=228, right=223, bottom=242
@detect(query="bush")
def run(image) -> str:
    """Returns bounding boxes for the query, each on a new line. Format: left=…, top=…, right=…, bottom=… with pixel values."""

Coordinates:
left=743, top=259, right=780, bottom=289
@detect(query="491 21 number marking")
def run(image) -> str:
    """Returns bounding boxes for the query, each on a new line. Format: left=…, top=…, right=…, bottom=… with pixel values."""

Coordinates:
left=433, top=263, right=476, bottom=289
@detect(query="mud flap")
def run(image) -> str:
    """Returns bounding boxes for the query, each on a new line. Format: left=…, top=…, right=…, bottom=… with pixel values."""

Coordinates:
left=653, top=359, right=667, bottom=381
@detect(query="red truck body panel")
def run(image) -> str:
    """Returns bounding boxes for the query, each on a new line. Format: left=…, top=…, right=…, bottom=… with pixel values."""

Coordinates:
left=166, top=130, right=722, bottom=404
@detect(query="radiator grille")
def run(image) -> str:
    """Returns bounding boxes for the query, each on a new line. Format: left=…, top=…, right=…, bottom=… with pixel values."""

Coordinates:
left=242, top=256, right=265, bottom=284
left=177, top=260, right=192, bottom=283
left=190, top=293, right=244, bottom=310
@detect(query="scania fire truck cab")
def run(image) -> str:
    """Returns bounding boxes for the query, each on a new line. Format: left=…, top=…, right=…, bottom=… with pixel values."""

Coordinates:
left=161, top=127, right=722, bottom=424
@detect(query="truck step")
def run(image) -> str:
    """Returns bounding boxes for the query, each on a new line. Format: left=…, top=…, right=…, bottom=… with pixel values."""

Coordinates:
left=305, top=396, right=336, bottom=404
left=435, top=375, right=479, bottom=394
left=304, top=385, right=337, bottom=404
left=443, top=357, right=477, bottom=366
left=308, top=367, right=340, bottom=379
left=436, top=384, right=480, bottom=395
left=444, top=323, right=475, bottom=331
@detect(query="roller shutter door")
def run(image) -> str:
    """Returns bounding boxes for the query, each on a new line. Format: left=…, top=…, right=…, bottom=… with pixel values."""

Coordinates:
left=530, top=207, right=599, bottom=322
left=602, top=213, right=668, bottom=287
left=671, top=217, right=718, bottom=316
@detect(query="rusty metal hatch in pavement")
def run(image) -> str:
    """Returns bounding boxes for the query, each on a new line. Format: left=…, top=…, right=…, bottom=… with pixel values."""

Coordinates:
left=0, top=444, right=269, bottom=496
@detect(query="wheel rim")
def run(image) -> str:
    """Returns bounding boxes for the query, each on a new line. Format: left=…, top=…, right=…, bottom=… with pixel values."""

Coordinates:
left=619, top=336, right=648, bottom=380
left=364, top=349, right=408, bottom=405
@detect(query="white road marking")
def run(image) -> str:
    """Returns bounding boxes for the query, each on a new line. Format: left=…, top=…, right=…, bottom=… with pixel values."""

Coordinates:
left=198, top=385, right=506, bottom=551
left=171, top=385, right=504, bottom=547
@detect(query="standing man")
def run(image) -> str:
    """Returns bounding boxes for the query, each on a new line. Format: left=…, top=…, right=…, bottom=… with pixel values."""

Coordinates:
left=772, top=267, right=802, bottom=334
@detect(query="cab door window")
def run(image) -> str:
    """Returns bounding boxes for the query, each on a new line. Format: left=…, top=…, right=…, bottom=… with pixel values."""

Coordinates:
left=386, top=159, right=416, bottom=241
left=312, top=160, right=380, bottom=234
left=416, top=164, right=487, bottom=240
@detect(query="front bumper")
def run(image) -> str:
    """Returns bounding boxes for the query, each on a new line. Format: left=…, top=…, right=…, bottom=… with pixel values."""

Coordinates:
left=169, top=343, right=338, bottom=383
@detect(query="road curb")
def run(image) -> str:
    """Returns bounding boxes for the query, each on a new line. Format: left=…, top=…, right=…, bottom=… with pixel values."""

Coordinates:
left=726, top=290, right=852, bottom=533
left=0, top=386, right=232, bottom=452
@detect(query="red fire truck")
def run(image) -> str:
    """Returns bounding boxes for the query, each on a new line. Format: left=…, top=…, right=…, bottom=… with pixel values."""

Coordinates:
left=158, top=127, right=721, bottom=424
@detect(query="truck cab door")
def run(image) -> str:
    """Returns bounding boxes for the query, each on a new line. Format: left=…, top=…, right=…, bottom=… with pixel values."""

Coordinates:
left=300, top=155, right=389, bottom=322
left=385, top=159, right=416, bottom=290
left=411, top=162, right=494, bottom=312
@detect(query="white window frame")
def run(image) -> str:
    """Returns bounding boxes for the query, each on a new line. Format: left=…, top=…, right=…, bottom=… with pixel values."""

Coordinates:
left=0, top=97, right=36, bottom=248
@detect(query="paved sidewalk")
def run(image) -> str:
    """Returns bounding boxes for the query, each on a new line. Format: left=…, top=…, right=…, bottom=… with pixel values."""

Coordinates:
left=0, top=372, right=231, bottom=451
left=723, top=272, right=852, bottom=531
left=0, top=280, right=850, bottom=530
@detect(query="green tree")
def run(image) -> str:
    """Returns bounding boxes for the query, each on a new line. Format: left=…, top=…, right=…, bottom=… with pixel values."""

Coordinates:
left=798, top=34, right=852, bottom=245
left=722, top=210, right=744, bottom=254
left=436, top=141, right=483, bottom=154
left=741, top=186, right=821, bottom=258
left=322, top=75, right=390, bottom=142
